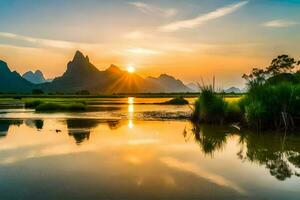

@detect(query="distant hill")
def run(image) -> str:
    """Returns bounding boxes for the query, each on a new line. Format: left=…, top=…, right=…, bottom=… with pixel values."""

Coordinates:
left=0, top=51, right=192, bottom=93
left=23, top=70, right=50, bottom=84
left=0, top=60, right=33, bottom=93
left=186, top=82, right=199, bottom=92
left=224, top=87, right=242, bottom=93
left=41, top=51, right=191, bottom=93
left=145, top=74, right=191, bottom=93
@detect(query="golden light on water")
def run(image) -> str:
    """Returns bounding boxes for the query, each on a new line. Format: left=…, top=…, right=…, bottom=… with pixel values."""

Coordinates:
left=128, top=97, right=134, bottom=128
left=128, top=104, right=134, bottom=114
left=128, top=97, right=134, bottom=104
left=128, top=120, right=134, bottom=129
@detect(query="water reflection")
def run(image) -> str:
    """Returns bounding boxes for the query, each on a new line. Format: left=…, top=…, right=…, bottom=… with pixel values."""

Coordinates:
left=68, top=130, right=90, bottom=145
left=0, top=120, right=23, bottom=137
left=190, top=122, right=300, bottom=181
left=107, top=120, right=122, bottom=130
left=0, top=118, right=299, bottom=199
left=128, top=97, right=134, bottom=129
left=66, top=119, right=103, bottom=145
left=189, top=123, right=232, bottom=156
left=25, top=119, right=44, bottom=130
left=238, top=132, right=300, bottom=181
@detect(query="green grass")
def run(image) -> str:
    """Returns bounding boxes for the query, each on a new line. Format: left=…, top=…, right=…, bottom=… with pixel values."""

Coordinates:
left=24, top=99, right=87, bottom=112
left=226, top=102, right=243, bottom=123
left=192, top=86, right=243, bottom=124
left=240, top=82, right=300, bottom=130
left=35, top=102, right=86, bottom=112
left=192, top=86, right=228, bottom=124
left=25, top=100, right=43, bottom=108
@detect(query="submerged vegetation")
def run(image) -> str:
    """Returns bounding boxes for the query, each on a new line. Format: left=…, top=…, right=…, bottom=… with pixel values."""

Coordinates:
left=25, top=100, right=86, bottom=112
left=25, top=100, right=43, bottom=108
left=35, top=102, right=86, bottom=112
left=161, top=96, right=189, bottom=105
left=193, top=54, right=300, bottom=131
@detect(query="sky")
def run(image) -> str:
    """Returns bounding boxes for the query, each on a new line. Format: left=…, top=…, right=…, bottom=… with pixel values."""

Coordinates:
left=0, top=0, right=299, bottom=88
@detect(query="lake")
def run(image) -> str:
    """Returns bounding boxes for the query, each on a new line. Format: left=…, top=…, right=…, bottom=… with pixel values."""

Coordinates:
left=0, top=97, right=299, bottom=200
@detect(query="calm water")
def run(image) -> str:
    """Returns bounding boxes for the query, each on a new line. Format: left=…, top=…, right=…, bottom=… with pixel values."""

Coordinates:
left=0, top=97, right=299, bottom=200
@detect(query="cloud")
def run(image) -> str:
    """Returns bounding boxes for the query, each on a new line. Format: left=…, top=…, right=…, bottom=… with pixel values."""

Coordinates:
left=0, top=32, right=82, bottom=49
left=123, top=31, right=147, bottom=39
left=128, top=2, right=177, bottom=17
left=263, top=20, right=298, bottom=28
left=160, top=1, right=248, bottom=32
left=160, top=156, right=247, bottom=194
left=126, top=47, right=162, bottom=55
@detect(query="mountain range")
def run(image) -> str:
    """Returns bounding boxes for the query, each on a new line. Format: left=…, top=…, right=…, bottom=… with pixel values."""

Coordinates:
left=0, top=60, right=33, bottom=93
left=22, top=70, right=52, bottom=84
left=224, top=87, right=243, bottom=93
left=0, top=51, right=191, bottom=93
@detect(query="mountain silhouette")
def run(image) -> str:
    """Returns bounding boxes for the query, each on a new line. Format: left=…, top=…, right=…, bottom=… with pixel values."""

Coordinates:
left=187, top=82, right=200, bottom=92
left=42, top=50, right=105, bottom=92
left=224, top=87, right=242, bottom=93
left=145, top=74, right=191, bottom=92
left=0, top=51, right=191, bottom=93
left=0, top=60, right=33, bottom=93
left=41, top=51, right=190, bottom=93
left=23, top=70, right=48, bottom=84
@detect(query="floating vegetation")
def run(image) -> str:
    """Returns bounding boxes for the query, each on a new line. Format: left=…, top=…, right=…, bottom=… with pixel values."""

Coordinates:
left=160, top=97, right=189, bottom=105
left=35, top=102, right=86, bottom=112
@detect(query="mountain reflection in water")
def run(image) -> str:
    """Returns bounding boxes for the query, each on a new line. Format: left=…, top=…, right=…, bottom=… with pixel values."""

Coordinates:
left=0, top=118, right=299, bottom=199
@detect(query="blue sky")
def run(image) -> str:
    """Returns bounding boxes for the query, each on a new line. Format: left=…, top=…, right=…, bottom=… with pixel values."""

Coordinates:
left=0, top=0, right=299, bottom=87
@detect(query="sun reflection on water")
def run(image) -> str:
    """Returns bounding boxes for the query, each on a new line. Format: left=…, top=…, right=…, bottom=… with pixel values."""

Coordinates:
left=128, top=120, right=134, bottom=129
left=128, top=97, right=134, bottom=104
left=128, top=97, right=135, bottom=128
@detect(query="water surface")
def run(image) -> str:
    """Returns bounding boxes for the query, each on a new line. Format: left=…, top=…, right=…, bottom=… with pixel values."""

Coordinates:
left=0, top=97, right=299, bottom=200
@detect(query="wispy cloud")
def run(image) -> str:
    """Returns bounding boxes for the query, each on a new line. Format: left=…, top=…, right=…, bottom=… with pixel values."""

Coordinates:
left=160, top=156, right=247, bottom=194
left=160, top=1, right=248, bottom=32
left=128, top=2, right=177, bottom=17
left=123, top=31, right=147, bottom=39
left=263, top=20, right=298, bottom=28
left=126, top=47, right=162, bottom=55
left=0, top=32, right=80, bottom=49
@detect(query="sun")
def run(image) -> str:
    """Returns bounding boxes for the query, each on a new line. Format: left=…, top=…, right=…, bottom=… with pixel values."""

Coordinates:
left=127, top=66, right=135, bottom=73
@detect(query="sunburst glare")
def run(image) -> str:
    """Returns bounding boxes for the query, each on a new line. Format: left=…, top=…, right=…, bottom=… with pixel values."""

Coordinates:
left=127, top=66, right=135, bottom=73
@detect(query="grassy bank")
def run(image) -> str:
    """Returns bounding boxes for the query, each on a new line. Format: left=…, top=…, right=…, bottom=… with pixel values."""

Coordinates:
left=192, top=55, right=300, bottom=131
left=25, top=101, right=86, bottom=112
left=192, top=86, right=242, bottom=124
left=36, top=102, right=86, bottom=112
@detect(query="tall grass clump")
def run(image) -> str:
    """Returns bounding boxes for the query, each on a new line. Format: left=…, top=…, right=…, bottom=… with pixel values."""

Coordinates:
left=226, top=101, right=243, bottom=123
left=192, top=85, right=228, bottom=124
left=25, top=100, right=43, bottom=108
left=240, top=54, right=300, bottom=130
left=242, top=82, right=300, bottom=130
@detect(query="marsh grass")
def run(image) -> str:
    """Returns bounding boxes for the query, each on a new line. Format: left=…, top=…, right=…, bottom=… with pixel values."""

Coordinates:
left=241, top=82, right=300, bottom=130
left=226, top=102, right=243, bottom=123
left=192, top=86, right=229, bottom=124
left=35, top=102, right=86, bottom=112
left=25, top=100, right=43, bottom=108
